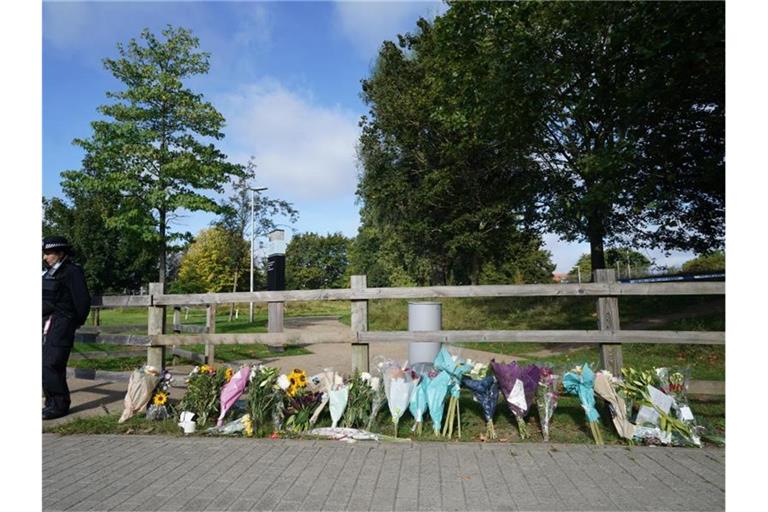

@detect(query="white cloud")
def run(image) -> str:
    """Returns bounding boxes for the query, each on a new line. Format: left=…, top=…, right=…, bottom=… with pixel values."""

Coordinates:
left=332, top=0, right=447, bottom=59
left=218, top=79, right=361, bottom=201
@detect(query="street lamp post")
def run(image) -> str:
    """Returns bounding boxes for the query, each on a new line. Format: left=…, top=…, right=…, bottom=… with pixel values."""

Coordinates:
left=249, top=186, right=268, bottom=323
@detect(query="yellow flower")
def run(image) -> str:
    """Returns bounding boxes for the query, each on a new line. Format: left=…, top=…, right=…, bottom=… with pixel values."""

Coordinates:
left=242, top=414, right=253, bottom=437
left=152, top=391, right=168, bottom=406
left=200, top=364, right=212, bottom=375
left=224, top=367, right=234, bottom=383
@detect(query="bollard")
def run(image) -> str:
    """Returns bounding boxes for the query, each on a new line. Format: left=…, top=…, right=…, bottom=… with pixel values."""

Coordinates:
left=408, top=302, right=442, bottom=364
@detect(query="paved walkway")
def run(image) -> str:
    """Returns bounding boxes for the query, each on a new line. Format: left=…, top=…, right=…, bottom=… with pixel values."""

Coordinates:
left=42, top=434, right=724, bottom=511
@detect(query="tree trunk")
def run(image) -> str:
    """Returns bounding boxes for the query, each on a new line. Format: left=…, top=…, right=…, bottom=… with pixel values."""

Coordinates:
left=228, top=268, right=238, bottom=321
left=158, top=208, right=167, bottom=284
left=470, top=254, right=480, bottom=286
left=588, top=218, right=607, bottom=272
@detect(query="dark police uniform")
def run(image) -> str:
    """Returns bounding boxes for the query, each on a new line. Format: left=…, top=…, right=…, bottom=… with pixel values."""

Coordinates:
left=43, top=237, right=91, bottom=419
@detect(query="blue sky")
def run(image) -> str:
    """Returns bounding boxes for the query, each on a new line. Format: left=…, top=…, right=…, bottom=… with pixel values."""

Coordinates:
left=42, top=0, right=697, bottom=273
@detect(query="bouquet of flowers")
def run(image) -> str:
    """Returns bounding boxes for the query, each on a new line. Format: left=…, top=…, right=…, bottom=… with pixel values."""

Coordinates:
left=147, top=369, right=174, bottom=421
left=216, top=366, right=251, bottom=427
left=461, top=361, right=499, bottom=440
left=655, top=367, right=699, bottom=432
left=245, top=365, right=280, bottom=436
left=434, top=347, right=473, bottom=439
left=409, top=363, right=432, bottom=436
left=426, top=369, right=451, bottom=435
left=563, top=363, right=604, bottom=444
left=307, top=369, right=346, bottom=426
left=274, top=368, right=322, bottom=433
left=619, top=366, right=699, bottom=446
left=342, top=371, right=375, bottom=429
left=535, top=366, right=558, bottom=441
left=284, top=390, right=323, bottom=433
left=593, top=370, right=635, bottom=441
left=178, top=364, right=228, bottom=427
left=366, top=376, right=386, bottom=431
left=380, top=359, right=416, bottom=437
left=490, top=360, right=540, bottom=440
left=207, top=414, right=254, bottom=437
left=119, top=365, right=161, bottom=423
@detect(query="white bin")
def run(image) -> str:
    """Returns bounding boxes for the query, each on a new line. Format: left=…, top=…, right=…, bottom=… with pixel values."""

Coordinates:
left=408, top=302, right=442, bottom=364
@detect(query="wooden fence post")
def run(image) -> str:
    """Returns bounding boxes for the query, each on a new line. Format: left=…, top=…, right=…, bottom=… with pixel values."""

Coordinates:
left=147, top=282, right=166, bottom=371
left=595, top=269, right=623, bottom=375
left=91, top=307, right=101, bottom=327
left=172, top=306, right=181, bottom=333
left=268, top=302, right=285, bottom=352
left=351, top=275, right=369, bottom=372
left=205, top=304, right=216, bottom=365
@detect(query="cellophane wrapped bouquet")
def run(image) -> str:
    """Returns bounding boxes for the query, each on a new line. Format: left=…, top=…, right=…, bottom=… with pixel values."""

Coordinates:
left=461, top=360, right=499, bottom=440
left=535, top=366, right=558, bottom=442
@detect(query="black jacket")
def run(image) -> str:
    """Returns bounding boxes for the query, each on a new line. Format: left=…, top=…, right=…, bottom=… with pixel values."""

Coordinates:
left=42, top=259, right=91, bottom=327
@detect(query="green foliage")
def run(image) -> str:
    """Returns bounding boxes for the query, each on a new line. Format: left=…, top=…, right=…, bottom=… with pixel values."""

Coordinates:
left=341, top=371, right=375, bottom=429
left=358, top=1, right=724, bottom=275
left=214, top=158, right=299, bottom=241
left=175, top=227, right=251, bottom=293
left=286, top=232, right=351, bottom=289
left=246, top=366, right=280, bottom=435
left=569, top=248, right=652, bottom=282
left=43, top=194, right=157, bottom=294
left=61, top=26, right=244, bottom=282
left=681, top=251, right=725, bottom=273
left=178, top=365, right=228, bottom=427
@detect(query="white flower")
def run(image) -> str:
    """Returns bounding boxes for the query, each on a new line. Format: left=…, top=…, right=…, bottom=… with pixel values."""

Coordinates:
left=370, top=376, right=380, bottom=390
left=466, top=359, right=474, bottom=367
left=277, top=374, right=291, bottom=391
left=361, top=372, right=372, bottom=382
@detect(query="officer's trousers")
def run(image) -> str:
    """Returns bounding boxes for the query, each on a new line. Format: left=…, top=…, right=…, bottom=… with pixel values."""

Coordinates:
left=43, top=315, right=75, bottom=412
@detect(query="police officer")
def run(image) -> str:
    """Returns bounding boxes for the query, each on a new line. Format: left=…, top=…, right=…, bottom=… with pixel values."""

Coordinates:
left=43, top=236, right=91, bottom=420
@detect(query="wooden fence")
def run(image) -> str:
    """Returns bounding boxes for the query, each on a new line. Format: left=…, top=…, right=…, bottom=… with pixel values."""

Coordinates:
left=81, top=271, right=725, bottom=392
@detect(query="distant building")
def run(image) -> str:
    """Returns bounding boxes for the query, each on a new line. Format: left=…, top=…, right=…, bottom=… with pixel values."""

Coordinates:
left=552, top=273, right=571, bottom=283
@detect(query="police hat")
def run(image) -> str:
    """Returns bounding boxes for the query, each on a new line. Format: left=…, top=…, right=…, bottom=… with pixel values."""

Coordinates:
left=42, top=236, right=72, bottom=254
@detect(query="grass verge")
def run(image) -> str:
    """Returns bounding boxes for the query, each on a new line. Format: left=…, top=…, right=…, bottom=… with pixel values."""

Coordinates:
left=44, top=391, right=725, bottom=448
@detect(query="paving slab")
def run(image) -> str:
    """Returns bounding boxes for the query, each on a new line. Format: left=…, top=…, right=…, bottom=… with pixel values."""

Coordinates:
left=43, top=434, right=724, bottom=511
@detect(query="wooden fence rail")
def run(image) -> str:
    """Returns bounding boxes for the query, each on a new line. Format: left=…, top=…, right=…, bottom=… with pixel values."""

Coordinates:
left=83, top=273, right=725, bottom=390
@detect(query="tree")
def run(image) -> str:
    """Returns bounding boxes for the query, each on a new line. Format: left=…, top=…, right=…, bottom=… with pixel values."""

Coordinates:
left=175, top=227, right=251, bottom=293
left=569, top=248, right=652, bottom=282
left=286, top=233, right=351, bottom=290
left=61, top=26, right=244, bottom=284
left=681, top=251, right=725, bottom=274
left=358, top=20, right=544, bottom=285
left=43, top=189, right=156, bottom=294
left=359, top=2, right=724, bottom=276
left=214, top=158, right=298, bottom=246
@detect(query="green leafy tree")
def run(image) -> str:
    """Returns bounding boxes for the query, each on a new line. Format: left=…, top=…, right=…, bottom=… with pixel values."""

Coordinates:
left=569, top=248, right=652, bottom=282
left=43, top=190, right=156, bottom=294
left=358, top=20, right=543, bottom=285
left=61, top=26, right=244, bottom=283
left=175, top=227, right=251, bottom=293
left=214, top=158, right=299, bottom=241
left=286, top=233, right=351, bottom=290
left=681, top=251, right=725, bottom=274
left=479, top=237, right=556, bottom=285
left=359, top=1, right=724, bottom=276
